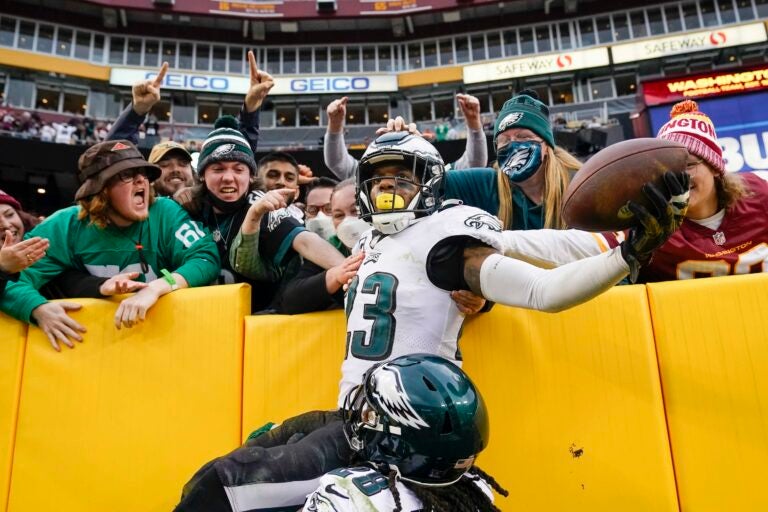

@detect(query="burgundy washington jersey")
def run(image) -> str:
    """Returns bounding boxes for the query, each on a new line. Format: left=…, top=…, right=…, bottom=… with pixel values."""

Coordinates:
left=638, top=172, right=768, bottom=282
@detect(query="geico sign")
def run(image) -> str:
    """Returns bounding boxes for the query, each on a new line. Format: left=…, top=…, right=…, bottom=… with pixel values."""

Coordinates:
left=109, top=68, right=249, bottom=94
left=146, top=72, right=230, bottom=91
left=290, top=77, right=370, bottom=92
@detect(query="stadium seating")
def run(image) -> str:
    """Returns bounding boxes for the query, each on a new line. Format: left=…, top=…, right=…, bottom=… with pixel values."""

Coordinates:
left=1, top=275, right=768, bottom=511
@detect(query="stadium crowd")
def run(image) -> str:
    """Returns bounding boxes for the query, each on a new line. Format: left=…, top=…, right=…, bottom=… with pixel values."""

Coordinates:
left=2, top=47, right=767, bottom=511
left=2, top=52, right=766, bottom=350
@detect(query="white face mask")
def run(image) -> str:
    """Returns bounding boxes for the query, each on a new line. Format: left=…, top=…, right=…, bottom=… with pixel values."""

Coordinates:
left=336, top=216, right=371, bottom=249
left=305, top=211, right=335, bottom=240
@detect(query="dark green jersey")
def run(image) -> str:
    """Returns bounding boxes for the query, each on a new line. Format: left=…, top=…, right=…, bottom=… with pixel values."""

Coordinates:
left=443, top=168, right=544, bottom=230
left=0, top=197, right=220, bottom=323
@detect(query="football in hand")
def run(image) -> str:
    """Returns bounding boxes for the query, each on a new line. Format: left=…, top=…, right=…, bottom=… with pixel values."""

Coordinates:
left=562, top=138, right=688, bottom=231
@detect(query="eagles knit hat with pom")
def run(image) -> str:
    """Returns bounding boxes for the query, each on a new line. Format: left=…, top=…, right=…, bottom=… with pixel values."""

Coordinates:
left=0, top=189, right=22, bottom=211
left=493, top=89, right=555, bottom=148
left=657, top=100, right=724, bottom=175
left=197, top=115, right=257, bottom=175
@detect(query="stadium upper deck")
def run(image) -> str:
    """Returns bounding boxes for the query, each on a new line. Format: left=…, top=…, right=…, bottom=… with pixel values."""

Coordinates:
left=0, top=0, right=766, bottom=144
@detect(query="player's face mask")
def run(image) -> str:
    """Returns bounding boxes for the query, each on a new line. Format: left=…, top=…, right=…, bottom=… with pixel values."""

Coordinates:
left=497, top=141, right=543, bottom=183
left=305, top=211, right=335, bottom=241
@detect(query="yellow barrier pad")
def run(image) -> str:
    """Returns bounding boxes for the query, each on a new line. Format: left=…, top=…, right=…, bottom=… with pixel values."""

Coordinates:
left=242, top=311, right=345, bottom=440
left=648, top=273, right=768, bottom=512
left=462, top=286, right=678, bottom=511
left=0, top=314, right=26, bottom=512
left=8, top=285, right=249, bottom=512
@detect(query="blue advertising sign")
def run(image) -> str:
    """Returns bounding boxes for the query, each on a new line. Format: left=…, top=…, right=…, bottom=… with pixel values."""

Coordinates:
left=649, top=91, right=768, bottom=173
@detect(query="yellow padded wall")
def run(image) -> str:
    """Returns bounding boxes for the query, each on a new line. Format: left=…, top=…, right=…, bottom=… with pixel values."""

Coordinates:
left=8, top=284, right=249, bottom=512
left=0, top=314, right=26, bottom=512
left=241, top=289, right=677, bottom=511
left=242, top=311, right=345, bottom=440
left=648, top=273, right=768, bottom=512
left=462, top=286, right=678, bottom=511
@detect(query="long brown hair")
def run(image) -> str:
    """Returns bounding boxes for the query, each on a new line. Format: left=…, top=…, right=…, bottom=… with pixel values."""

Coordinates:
left=495, top=145, right=581, bottom=229
left=716, top=171, right=751, bottom=211
left=18, top=210, right=41, bottom=234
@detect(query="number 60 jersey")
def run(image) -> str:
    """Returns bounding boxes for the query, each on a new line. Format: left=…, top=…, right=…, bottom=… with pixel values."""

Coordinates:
left=339, top=205, right=505, bottom=407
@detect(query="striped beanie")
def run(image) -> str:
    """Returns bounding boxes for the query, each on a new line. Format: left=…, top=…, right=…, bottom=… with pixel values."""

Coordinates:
left=197, top=115, right=257, bottom=175
left=657, top=100, right=724, bottom=175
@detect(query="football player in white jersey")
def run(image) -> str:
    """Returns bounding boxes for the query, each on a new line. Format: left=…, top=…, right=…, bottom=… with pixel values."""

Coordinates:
left=304, top=354, right=506, bottom=512
left=176, top=132, right=689, bottom=512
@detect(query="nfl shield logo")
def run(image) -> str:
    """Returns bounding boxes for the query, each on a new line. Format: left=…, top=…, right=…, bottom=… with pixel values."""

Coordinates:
left=713, top=231, right=726, bottom=246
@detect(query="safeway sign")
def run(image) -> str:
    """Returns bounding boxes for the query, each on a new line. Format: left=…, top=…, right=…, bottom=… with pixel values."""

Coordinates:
left=462, top=47, right=610, bottom=84
left=611, top=22, right=767, bottom=64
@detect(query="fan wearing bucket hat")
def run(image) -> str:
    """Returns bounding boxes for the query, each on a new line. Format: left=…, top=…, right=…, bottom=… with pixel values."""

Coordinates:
left=0, top=139, right=220, bottom=351
left=0, top=190, right=48, bottom=296
left=441, top=89, right=582, bottom=231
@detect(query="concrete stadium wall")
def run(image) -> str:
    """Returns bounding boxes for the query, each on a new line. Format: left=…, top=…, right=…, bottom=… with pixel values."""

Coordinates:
left=1, top=275, right=767, bottom=511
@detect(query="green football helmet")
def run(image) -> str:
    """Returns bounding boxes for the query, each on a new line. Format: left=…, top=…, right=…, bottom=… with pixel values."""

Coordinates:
left=342, top=354, right=489, bottom=486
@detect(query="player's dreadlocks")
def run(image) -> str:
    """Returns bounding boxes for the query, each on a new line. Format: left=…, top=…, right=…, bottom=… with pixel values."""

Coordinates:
left=379, top=464, right=508, bottom=512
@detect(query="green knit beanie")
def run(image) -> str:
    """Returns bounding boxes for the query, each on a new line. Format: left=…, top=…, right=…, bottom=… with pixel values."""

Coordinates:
left=493, top=89, right=555, bottom=148
left=197, top=115, right=257, bottom=175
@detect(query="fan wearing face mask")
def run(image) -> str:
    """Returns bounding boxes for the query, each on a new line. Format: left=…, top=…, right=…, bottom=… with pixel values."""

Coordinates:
left=442, top=89, right=582, bottom=231
left=278, top=178, right=486, bottom=316
left=276, top=179, right=366, bottom=314
left=304, top=176, right=341, bottom=242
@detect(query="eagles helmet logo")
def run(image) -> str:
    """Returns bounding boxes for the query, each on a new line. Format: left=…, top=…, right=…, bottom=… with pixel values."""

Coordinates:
left=497, top=112, right=524, bottom=132
left=211, top=143, right=235, bottom=157
left=464, top=213, right=503, bottom=232
left=267, top=208, right=291, bottom=232
left=501, top=145, right=533, bottom=176
left=370, top=366, right=430, bottom=430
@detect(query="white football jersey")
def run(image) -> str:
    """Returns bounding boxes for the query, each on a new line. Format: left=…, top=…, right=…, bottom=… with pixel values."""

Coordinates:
left=339, top=205, right=504, bottom=406
left=302, top=466, right=493, bottom=512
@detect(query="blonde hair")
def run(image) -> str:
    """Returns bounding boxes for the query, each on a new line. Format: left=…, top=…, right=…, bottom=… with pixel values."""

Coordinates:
left=77, top=186, right=156, bottom=228
left=495, top=145, right=581, bottom=229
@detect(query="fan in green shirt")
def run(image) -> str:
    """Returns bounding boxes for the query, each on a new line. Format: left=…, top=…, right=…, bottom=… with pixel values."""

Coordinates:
left=0, top=140, right=220, bottom=351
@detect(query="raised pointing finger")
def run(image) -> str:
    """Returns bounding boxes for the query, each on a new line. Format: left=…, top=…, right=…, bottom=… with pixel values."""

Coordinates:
left=248, top=50, right=258, bottom=82
left=152, top=62, right=169, bottom=88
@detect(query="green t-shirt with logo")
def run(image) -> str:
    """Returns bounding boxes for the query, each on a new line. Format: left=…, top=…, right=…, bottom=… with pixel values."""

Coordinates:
left=0, top=197, right=221, bottom=323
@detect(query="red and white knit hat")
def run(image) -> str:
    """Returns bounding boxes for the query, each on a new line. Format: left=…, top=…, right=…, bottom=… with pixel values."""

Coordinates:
left=0, top=189, right=22, bottom=211
left=657, top=100, right=724, bottom=175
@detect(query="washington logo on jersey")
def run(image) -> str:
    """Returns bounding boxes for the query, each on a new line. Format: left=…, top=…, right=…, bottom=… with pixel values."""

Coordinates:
left=370, top=365, right=430, bottom=430
left=464, top=213, right=503, bottom=232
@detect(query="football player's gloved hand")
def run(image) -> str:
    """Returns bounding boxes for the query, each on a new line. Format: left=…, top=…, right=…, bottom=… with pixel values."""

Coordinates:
left=620, top=171, right=690, bottom=282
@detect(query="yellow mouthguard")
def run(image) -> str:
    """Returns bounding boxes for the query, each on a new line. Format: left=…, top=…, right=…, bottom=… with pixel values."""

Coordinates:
left=376, top=193, right=405, bottom=210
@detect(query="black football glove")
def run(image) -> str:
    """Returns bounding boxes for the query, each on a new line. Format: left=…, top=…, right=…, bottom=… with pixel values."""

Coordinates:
left=620, top=171, right=690, bottom=282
